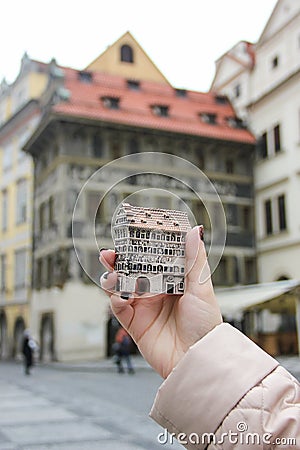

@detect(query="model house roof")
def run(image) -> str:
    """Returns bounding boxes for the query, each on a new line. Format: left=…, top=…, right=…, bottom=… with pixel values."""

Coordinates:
left=117, top=203, right=192, bottom=233
left=49, top=66, right=255, bottom=145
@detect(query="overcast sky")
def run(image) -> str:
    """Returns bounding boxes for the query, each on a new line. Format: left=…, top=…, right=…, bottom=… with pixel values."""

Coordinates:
left=2, top=0, right=277, bottom=92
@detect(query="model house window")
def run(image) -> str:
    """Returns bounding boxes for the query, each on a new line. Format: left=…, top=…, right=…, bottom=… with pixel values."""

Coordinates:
left=278, top=194, right=287, bottom=231
left=274, top=124, right=281, bottom=153
left=120, top=44, right=134, bottom=63
left=15, top=249, right=27, bottom=289
left=264, top=199, right=273, bottom=235
left=0, top=254, right=6, bottom=292
left=271, top=56, right=279, bottom=69
left=1, top=190, right=8, bottom=231
left=175, top=89, right=187, bottom=98
left=16, top=179, right=27, bottom=224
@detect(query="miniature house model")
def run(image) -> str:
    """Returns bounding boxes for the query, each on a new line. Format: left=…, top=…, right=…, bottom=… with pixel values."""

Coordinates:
left=113, top=203, right=192, bottom=294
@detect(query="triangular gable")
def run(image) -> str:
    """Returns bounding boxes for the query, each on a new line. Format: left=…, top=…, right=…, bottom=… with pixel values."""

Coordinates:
left=210, top=43, right=252, bottom=91
left=86, top=31, right=170, bottom=85
left=258, top=0, right=300, bottom=46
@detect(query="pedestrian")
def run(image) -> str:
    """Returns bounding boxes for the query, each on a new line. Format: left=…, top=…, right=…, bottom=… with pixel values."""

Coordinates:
left=100, top=226, right=300, bottom=448
left=22, top=330, right=37, bottom=375
left=114, top=327, right=135, bottom=374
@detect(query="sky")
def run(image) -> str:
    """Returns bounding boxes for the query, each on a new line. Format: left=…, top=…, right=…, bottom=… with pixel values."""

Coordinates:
left=2, top=0, right=277, bottom=92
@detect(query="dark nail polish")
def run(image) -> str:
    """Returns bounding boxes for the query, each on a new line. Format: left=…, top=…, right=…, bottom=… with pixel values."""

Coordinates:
left=99, top=247, right=108, bottom=253
left=121, top=292, right=131, bottom=300
left=103, top=272, right=109, bottom=280
left=199, top=225, right=204, bottom=241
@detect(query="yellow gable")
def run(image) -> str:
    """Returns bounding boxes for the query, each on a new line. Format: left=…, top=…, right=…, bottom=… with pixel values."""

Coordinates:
left=86, top=31, right=170, bottom=84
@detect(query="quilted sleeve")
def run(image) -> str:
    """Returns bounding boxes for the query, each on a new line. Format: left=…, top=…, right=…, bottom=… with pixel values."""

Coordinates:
left=150, top=323, right=300, bottom=450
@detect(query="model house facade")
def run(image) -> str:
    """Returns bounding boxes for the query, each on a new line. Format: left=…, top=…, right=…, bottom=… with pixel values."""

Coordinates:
left=113, top=203, right=191, bottom=294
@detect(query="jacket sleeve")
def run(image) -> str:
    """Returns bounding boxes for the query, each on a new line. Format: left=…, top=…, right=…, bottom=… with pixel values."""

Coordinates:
left=150, top=323, right=300, bottom=449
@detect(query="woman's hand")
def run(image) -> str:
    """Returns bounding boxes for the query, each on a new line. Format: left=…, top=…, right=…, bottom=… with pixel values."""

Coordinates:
left=100, top=226, right=222, bottom=379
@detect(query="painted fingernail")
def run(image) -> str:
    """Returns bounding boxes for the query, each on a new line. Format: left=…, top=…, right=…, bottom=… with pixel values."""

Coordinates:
left=199, top=225, right=204, bottom=241
left=120, top=292, right=131, bottom=300
left=99, top=248, right=108, bottom=253
left=103, top=272, right=109, bottom=280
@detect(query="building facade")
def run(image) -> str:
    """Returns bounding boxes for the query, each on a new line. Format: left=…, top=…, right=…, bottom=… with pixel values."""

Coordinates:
left=0, top=54, right=53, bottom=359
left=210, top=0, right=300, bottom=283
left=23, top=34, right=255, bottom=361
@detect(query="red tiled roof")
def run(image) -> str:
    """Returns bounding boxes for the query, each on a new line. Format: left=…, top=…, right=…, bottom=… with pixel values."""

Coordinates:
left=52, top=67, right=255, bottom=144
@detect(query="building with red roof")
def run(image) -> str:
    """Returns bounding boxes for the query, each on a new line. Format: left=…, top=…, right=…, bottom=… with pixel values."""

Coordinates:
left=22, top=32, right=256, bottom=361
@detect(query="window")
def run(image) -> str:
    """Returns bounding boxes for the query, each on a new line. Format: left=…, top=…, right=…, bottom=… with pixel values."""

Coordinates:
left=128, top=138, right=139, bottom=154
left=49, top=196, right=54, bottom=227
left=39, top=202, right=45, bottom=232
left=15, top=249, right=27, bottom=289
left=278, top=195, right=287, bottom=231
left=0, top=254, right=6, bottom=292
left=152, top=105, right=169, bottom=117
left=225, top=159, right=234, bottom=174
left=2, top=190, right=8, bottom=231
left=226, top=117, right=245, bottom=129
left=274, top=124, right=281, bottom=153
left=101, top=96, right=120, bottom=109
left=120, top=44, right=134, bottom=63
left=245, top=258, right=256, bottom=284
left=215, top=94, right=228, bottom=104
left=3, top=144, right=13, bottom=171
left=199, top=113, right=217, bottom=125
left=127, top=80, right=140, bottom=90
left=78, top=71, right=93, bottom=83
left=257, top=132, right=268, bottom=159
left=271, top=56, right=279, bottom=69
left=92, top=134, right=103, bottom=158
left=16, top=179, right=27, bottom=224
left=234, top=84, right=241, bottom=98
left=242, top=206, right=251, bottom=230
left=264, top=199, right=273, bottom=235
left=175, top=89, right=187, bottom=98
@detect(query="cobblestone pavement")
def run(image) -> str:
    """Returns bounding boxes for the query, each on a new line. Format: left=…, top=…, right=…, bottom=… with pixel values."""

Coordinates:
left=0, top=355, right=299, bottom=450
left=0, top=360, right=182, bottom=450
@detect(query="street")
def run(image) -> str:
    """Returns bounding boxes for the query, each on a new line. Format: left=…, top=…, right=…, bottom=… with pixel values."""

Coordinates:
left=0, top=357, right=299, bottom=450
left=0, top=360, right=183, bottom=450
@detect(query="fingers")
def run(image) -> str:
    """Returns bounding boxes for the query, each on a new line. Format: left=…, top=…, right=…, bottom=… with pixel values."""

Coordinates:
left=110, top=293, right=135, bottom=331
left=185, top=226, right=215, bottom=300
left=100, top=271, right=118, bottom=292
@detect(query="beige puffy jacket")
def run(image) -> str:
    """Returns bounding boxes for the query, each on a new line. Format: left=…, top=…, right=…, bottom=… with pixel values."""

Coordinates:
left=150, top=323, right=300, bottom=449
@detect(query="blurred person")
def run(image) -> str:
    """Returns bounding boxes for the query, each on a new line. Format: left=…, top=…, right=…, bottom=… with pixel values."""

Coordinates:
left=100, top=226, right=300, bottom=449
left=114, top=327, right=135, bottom=374
left=22, top=330, right=38, bottom=375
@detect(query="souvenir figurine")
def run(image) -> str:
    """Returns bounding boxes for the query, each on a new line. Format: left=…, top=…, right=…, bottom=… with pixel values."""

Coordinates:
left=112, top=202, right=192, bottom=295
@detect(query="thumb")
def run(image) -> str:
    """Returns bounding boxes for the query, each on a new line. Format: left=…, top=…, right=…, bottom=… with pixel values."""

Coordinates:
left=184, top=226, right=215, bottom=301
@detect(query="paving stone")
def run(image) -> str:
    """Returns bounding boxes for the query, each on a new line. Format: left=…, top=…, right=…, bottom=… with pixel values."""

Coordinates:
left=0, top=405, right=76, bottom=425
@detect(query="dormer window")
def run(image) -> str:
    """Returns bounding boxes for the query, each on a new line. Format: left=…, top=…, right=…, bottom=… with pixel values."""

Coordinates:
left=152, top=105, right=169, bottom=117
left=127, top=80, right=140, bottom=90
left=121, top=44, right=134, bottom=63
left=215, top=94, right=228, bottom=104
left=199, top=112, right=217, bottom=125
left=226, top=116, right=245, bottom=129
left=175, top=88, right=187, bottom=98
left=78, top=71, right=93, bottom=83
left=101, top=96, right=120, bottom=110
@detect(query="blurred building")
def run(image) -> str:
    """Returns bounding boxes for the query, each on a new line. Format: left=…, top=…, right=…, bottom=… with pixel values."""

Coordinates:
left=211, top=0, right=300, bottom=354
left=23, top=33, right=255, bottom=361
left=0, top=54, right=54, bottom=359
left=211, top=0, right=300, bottom=282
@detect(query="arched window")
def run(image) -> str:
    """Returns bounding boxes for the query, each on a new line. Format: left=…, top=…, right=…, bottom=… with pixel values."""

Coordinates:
left=120, top=45, right=134, bottom=63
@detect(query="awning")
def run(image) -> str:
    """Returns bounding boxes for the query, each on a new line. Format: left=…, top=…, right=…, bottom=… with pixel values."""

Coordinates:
left=215, top=279, right=300, bottom=321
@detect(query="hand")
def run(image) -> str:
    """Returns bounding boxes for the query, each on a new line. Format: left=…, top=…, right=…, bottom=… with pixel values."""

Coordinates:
left=100, top=226, right=222, bottom=379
